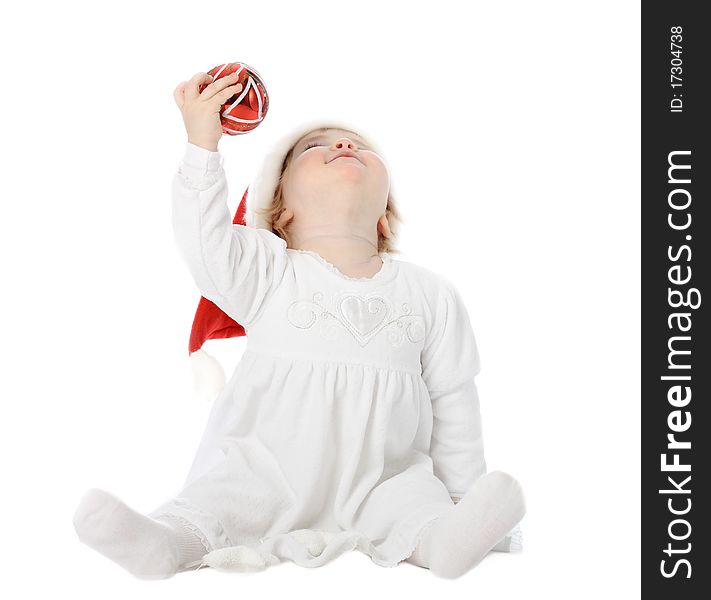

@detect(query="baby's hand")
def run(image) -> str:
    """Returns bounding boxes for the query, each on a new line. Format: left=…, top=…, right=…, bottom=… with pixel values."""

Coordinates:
left=173, top=72, right=243, bottom=152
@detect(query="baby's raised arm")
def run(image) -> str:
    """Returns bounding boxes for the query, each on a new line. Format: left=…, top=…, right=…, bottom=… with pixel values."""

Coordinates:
left=173, top=71, right=243, bottom=152
left=171, top=73, right=290, bottom=329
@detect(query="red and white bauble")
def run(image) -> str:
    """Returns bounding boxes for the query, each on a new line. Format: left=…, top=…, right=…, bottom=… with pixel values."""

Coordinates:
left=200, top=62, right=269, bottom=135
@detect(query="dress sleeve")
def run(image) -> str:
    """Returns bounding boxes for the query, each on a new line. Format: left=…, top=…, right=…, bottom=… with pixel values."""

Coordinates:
left=420, top=281, right=487, bottom=497
left=172, top=142, right=290, bottom=328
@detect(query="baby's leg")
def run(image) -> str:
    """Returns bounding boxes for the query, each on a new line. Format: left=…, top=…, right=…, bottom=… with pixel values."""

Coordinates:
left=73, top=488, right=211, bottom=580
left=410, top=471, right=526, bottom=578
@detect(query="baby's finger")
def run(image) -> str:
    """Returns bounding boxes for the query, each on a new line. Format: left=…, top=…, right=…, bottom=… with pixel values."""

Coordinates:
left=200, top=72, right=242, bottom=101
left=173, top=82, right=186, bottom=108
left=210, top=83, right=244, bottom=109
left=184, top=72, right=212, bottom=101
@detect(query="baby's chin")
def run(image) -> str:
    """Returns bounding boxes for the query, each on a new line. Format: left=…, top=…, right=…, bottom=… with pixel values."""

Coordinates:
left=323, top=166, right=370, bottom=187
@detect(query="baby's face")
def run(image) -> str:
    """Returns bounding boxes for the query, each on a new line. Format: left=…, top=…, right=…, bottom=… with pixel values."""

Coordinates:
left=280, top=128, right=390, bottom=232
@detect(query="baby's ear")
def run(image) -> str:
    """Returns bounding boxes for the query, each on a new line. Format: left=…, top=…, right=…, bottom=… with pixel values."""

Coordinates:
left=273, top=208, right=295, bottom=229
left=377, top=214, right=393, bottom=239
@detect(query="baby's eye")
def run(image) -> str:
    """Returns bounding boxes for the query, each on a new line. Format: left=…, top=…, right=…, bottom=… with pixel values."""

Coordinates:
left=303, top=142, right=321, bottom=151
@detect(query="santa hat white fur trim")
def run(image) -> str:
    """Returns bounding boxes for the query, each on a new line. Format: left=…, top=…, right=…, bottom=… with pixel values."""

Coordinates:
left=245, top=117, right=399, bottom=236
left=189, top=348, right=226, bottom=403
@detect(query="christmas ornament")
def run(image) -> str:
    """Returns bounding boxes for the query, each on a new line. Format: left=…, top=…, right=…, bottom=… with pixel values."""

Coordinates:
left=199, top=62, right=269, bottom=135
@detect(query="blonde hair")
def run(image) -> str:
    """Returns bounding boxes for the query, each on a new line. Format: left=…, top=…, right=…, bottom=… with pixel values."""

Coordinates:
left=255, top=132, right=403, bottom=255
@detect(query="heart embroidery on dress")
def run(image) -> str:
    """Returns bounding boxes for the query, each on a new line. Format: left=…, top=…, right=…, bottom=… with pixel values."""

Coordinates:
left=287, top=291, right=425, bottom=347
left=337, top=295, right=391, bottom=343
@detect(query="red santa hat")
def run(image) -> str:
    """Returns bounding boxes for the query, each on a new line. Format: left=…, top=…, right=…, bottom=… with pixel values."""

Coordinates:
left=188, top=117, right=402, bottom=401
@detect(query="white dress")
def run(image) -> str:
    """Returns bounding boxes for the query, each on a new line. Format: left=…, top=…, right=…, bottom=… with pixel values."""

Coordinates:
left=147, top=142, right=520, bottom=572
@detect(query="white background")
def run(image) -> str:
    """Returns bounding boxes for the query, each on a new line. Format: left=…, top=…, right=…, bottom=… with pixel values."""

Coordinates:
left=1, top=0, right=640, bottom=597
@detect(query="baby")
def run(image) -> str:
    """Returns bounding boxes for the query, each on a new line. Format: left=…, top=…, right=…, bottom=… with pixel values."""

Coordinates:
left=72, top=71, right=526, bottom=579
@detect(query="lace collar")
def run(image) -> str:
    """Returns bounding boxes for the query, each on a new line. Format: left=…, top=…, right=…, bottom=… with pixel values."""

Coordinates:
left=288, top=248, right=394, bottom=282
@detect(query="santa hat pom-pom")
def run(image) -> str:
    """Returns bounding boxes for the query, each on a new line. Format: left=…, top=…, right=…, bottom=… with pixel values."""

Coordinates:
left=189, top=348, right=226, bottom=402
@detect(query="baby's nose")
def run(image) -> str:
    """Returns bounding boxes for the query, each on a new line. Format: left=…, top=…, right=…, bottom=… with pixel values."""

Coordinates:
left=333, top=138, right=357, bottom=150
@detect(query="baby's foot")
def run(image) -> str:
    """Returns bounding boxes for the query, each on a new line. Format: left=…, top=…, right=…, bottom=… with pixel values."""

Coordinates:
left=73, top=488, right=205, bottom=580
left=424, top=471, right=526, bottom=578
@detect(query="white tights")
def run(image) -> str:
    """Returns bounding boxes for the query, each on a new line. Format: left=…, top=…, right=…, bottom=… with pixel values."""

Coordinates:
left=404, top=471, right=526, bottom=578
left=73, top=471, right=525, bottom=580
